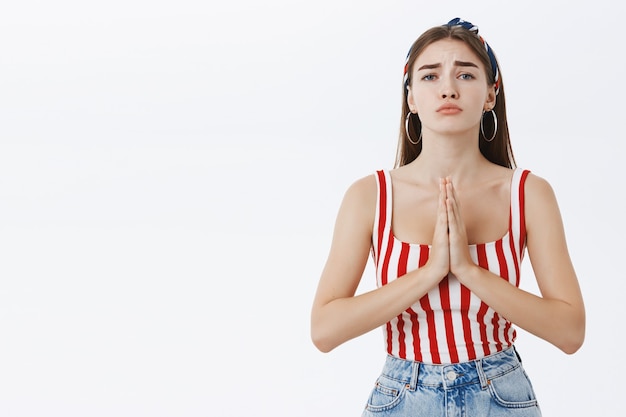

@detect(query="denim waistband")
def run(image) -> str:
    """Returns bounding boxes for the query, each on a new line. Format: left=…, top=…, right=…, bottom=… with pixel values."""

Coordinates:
left=380, top=347, right=522, bottom=391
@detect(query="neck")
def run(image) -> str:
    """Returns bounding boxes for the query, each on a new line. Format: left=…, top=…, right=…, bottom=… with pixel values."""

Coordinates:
left=408, top=130, right=489, bottom=185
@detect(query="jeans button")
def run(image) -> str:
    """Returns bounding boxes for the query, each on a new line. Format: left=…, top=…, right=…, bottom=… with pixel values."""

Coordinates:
left=446, top=370, right=457, bottom=381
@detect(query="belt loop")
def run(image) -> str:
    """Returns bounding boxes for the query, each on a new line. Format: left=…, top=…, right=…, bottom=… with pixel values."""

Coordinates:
left=476, top=358, right=488, bottom=390
left=409, top=361, right=420, bottom=391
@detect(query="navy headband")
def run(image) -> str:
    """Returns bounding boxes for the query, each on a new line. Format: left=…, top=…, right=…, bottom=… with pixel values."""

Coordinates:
left=403, top=17, right=500, bottom=95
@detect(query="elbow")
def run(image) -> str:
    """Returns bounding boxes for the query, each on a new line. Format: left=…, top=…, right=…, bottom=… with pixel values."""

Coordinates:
left=559, top=339, right=584, bottom=355
left=310, top=326, right=337, bottom=353
left=310, top=314, right=342, bottom=353
left=551, top=302, right=586, bottom=355
left=559, top=331, right=585, bottom=355
left=557, top=319, right=586, bottom=355
left=311, top=336, right=334, bottom=353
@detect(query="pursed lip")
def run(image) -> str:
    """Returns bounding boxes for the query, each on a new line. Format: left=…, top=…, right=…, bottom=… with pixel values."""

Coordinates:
left=436, top=103, right=462, bottom=113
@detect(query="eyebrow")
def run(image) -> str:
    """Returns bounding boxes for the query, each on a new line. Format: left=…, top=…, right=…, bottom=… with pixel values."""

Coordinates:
left=417, top=60, right=479, bottom=71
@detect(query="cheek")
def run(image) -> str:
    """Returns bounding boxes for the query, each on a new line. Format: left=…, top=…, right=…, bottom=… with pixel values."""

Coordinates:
left=408, top=86, right=428, bottom=109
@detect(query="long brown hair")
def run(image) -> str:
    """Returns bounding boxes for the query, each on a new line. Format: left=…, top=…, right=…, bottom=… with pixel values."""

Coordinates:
left=395, top=24, right=516, bottom=169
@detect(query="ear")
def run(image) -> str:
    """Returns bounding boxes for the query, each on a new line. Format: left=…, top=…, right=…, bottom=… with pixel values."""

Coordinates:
left=406, top=87, right=416, bottom=113
left=484, top=85, right=496, bottom=111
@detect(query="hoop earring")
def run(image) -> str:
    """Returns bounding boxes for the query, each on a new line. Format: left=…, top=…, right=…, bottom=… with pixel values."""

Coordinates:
left=405, top=112, right=422, bottom=145
left=480, top=109, right=497, bottom=142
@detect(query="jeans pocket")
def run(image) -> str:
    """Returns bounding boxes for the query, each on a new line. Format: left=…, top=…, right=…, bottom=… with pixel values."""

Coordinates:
left=364, top=375, right=407, bottom=413
left=488, top=365, right=539, bottom=408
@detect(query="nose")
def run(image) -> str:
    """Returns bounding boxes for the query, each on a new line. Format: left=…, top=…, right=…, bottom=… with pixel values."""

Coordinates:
left=440, top=76, right=458, bottom=99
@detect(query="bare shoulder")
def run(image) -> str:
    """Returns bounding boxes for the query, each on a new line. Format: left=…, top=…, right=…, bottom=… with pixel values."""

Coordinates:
left=523, top=172, right=564, bottom=235
left=342, top=173, right=378, bottom=210
left=335, top=173, right=378, bottom=233
left=524, top=172, right=558, bottom=204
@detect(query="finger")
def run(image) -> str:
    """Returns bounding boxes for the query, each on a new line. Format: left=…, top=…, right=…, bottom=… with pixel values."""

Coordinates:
left=446, top=181, right=467, bottom=245
left=445, top=180, right=459, bottom=228
left=446, top=195, right=457, bottom=237
left=446, top=178, right=458, bottom=208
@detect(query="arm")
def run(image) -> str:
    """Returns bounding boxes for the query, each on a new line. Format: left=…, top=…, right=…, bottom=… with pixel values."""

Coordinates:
left=447, top=175, right=585, bottom=354
left=310, top=175, right=449, bottom=353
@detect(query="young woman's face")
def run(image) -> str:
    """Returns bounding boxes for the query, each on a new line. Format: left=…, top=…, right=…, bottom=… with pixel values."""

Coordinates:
left=407, top=38, right=496, bottom=138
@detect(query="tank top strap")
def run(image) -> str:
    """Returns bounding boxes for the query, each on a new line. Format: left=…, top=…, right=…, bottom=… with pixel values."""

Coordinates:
left=509, top=168, right=531, bottom=260
left=372, top=170, right=393, bottom=262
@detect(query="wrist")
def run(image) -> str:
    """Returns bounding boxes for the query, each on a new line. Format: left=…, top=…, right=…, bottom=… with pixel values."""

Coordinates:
left=452, top=262, right=480, bottom=285
left=420, top=262, right=449, bottom=286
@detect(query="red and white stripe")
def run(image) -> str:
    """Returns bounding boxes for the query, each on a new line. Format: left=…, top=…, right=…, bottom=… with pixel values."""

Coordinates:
left=372, top=168, right=530, bottom=364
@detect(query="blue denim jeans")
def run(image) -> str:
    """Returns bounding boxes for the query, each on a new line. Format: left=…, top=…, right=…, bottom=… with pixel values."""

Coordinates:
left=362, top=347, right=541, bottom=416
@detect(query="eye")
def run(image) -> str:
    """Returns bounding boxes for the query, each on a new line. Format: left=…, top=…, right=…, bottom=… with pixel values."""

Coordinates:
left=459, top=73, right=475, bottom=80
left=422, top=74, right=437, bottom=81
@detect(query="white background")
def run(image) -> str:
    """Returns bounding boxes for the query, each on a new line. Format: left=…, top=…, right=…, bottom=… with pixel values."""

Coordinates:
left=0, top=1, right=623, bottom=416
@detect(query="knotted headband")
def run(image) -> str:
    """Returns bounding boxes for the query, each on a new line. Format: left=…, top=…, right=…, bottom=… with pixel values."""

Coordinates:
left=403, top=17, right=501, bottom=95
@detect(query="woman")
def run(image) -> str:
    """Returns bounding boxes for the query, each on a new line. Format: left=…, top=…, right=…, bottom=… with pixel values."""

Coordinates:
left=310, top=18, right=585, bottom=416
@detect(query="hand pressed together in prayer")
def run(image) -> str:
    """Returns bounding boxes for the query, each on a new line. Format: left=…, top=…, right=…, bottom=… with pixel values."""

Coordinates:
left=427, top=177, right=478, bottom=284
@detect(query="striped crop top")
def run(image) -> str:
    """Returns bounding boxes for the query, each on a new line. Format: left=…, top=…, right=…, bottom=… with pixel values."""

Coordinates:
left=371, top=168, right=530, bottom=364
